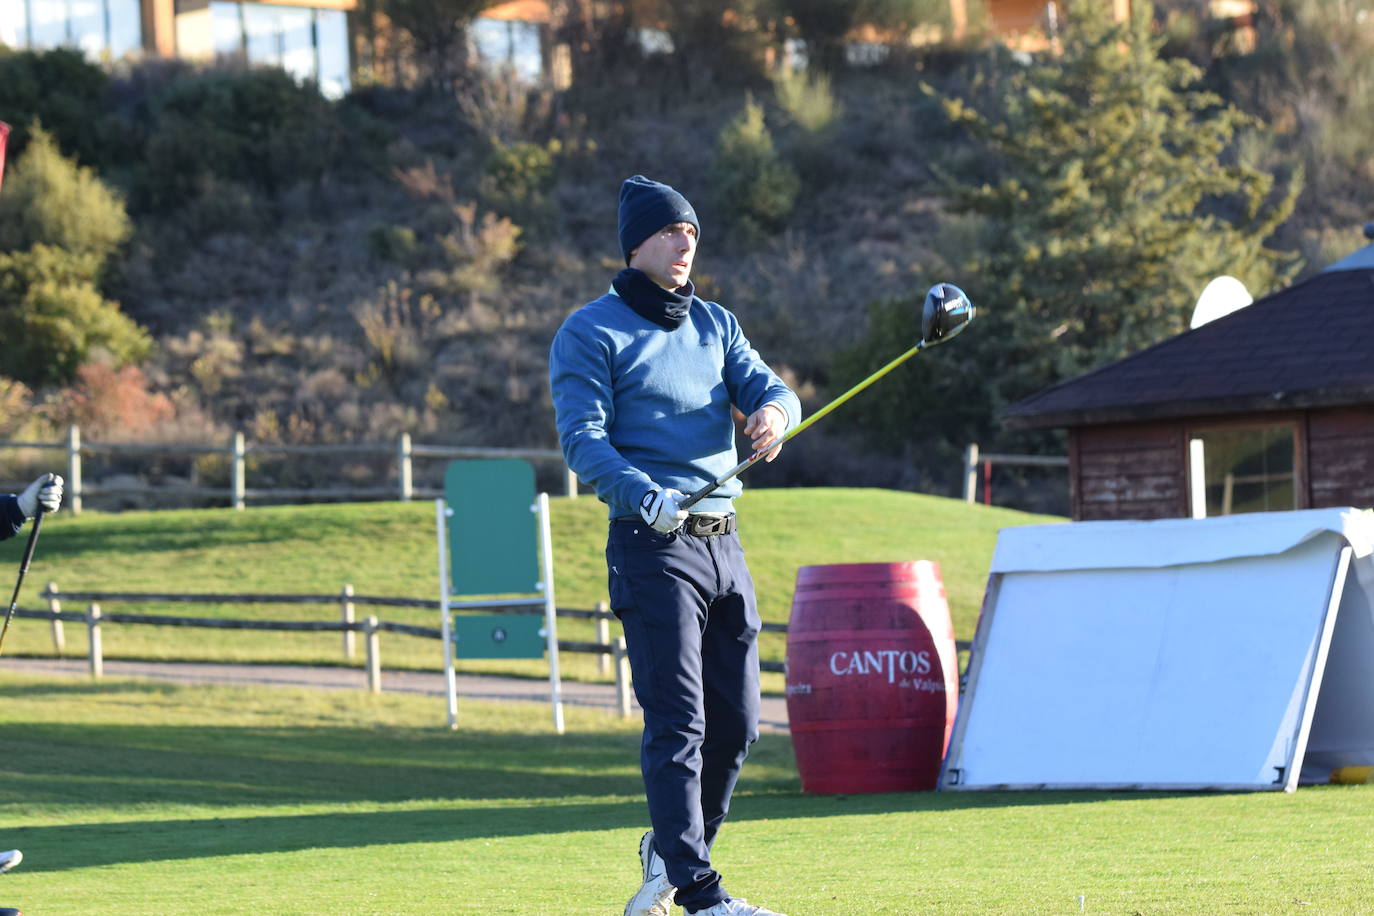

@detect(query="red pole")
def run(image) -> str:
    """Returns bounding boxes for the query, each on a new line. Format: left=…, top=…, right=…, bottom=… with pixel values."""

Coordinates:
left=982, top=459, right=992, bottom=506
left=0, top=120, right=10, bottom=192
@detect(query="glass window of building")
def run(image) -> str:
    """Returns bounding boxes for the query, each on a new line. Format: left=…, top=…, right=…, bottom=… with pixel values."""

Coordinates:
left=210, top=1, right=350, bottom=99
left=29, top=0, right=72, bottom=48
left=1188, top=423, right=1298, bottom=518
left=315, top=9, right=349, bottom=100
left=471, top=16, right=543, bottom=83
left=2, top=0, right=143, bottom=58
left=107, top=0, right=141, bottom=58
left=69, top=0, right=105, bottom=57
left=212, top=1, right=246, bottom=58
left=0, top=1, right=29, bottom=48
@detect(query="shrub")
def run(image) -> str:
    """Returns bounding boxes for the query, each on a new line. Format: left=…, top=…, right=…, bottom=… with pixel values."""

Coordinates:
left=710, top=97, right=800, bottom=243
left=0, top=127, right=131, bottom=262
left=0, top=48, right=124, bottom=171
left=368, top=224, right=420, bottom=263
left=772, top=69, right=842, bottom=134
left=480, top=140, right=556, bottom=224
left=0, top=245, right=152, bottom=386
left=46, top=360, right=175, bottom=439
left=139, top=68, right=338, bottom=210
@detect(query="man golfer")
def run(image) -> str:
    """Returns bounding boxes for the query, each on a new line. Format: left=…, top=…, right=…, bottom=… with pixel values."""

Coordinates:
left=2, top=475, right=63, bottom=541
left=550, top=176, right=798, bottom=916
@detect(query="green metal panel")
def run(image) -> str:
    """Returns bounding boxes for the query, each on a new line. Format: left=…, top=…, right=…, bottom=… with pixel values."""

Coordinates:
left=453, top=613, right=545, bottom=660
left=444, top=459, right=540, bottom=596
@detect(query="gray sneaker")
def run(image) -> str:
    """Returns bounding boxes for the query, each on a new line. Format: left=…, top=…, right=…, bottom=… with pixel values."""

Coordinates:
left=687, top=899, right=787, bottom=916
left=0, top=851, right=20, bottom=875
left=623, top=831, right=676, bottom=916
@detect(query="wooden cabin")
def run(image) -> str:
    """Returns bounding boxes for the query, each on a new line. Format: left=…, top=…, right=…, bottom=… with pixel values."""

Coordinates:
left=1002, top=231, right=1374, bottom=521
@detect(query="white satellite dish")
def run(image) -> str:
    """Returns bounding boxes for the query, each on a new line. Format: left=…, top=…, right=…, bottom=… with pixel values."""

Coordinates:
left=1190, top=275, right=1253, bottom=328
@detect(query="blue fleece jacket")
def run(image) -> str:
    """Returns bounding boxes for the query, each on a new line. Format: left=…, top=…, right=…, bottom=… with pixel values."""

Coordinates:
left=550, top=288, right=801, bottom=518
left=1, top=494, right=25, bottom=541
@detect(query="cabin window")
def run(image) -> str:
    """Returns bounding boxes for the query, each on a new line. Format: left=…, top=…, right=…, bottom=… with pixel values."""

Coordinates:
left=1187, top=424, right=1297, bottom=518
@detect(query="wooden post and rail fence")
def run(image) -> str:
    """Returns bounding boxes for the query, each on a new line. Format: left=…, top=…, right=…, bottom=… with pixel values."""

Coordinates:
left=12, top=584, right=798, bottom=717
left=0, top=426, right=578, bottom=513
left=962, top=442, right=1069, bottom=505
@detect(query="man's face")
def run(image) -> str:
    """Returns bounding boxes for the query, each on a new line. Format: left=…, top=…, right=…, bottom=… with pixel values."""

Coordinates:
left=628, top=222, right=698, bottom=291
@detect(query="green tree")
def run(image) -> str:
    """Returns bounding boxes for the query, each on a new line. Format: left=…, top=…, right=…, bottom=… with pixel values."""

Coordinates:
left=0, top=48, right=123, bottom=172
left=140, top=69, right=339, bottom=211
left=0, top=127, right=130, bottom=262
left=710, top=97, right=800, bottom=244
left=836, top=0, right=1299, bottom=481
left=0, top=245, right=151, bottom=386
left=0, top=129, right=149, bottom=386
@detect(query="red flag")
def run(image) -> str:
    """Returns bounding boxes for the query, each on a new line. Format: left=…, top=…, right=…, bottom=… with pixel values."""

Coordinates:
left=0, top=120, right=10, bottom=192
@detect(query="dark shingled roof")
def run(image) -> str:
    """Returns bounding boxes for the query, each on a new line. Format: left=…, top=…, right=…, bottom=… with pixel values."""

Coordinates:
left=1002, top=249, right=1374, bottom=430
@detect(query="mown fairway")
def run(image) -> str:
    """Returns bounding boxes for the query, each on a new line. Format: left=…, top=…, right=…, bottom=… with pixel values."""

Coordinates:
left=4, top=490, right=1371, bottom=915
left=0, top=488, right=1061, bottom=683
left=1, top=678, right=1371, bottom=915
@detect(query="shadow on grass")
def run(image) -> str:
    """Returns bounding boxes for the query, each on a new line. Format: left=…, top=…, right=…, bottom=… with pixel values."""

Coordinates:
left=2, top=789, right=1208, bottom=874
left=6, top=800, right=655, bottom=871
left=1, top=720, right=652, bottom=807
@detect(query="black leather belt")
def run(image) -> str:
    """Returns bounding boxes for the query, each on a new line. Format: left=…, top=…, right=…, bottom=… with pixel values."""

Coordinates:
left=683, top=514, right=736, bottom=537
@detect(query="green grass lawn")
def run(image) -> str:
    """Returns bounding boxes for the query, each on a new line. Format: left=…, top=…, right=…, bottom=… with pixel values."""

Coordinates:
left=3, top=493, right=1371, bottom=914
left=1, top=677, right=1371, bottom=916
left=0, top=488, right=1062, bottom=685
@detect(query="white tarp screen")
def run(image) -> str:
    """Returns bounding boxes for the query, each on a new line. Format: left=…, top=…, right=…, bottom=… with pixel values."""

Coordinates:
left=942, top=508, right=1374, bottom=792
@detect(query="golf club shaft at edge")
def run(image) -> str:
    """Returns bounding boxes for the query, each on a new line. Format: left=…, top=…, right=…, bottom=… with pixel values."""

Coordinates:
left=0, top=486, right=50, bottom=657
left=679, top=339, right=927, bottom=511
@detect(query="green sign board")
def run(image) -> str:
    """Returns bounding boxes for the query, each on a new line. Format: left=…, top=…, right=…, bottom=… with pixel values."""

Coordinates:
left=453, top=613, right=546, bottom=660
left=444, top=459, right=541, bottom=596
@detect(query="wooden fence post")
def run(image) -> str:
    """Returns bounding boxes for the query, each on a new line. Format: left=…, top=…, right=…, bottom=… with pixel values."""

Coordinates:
left=67, top=425, right=83, bottom=515
left=613, top=635, right=632, bottom=720
left=87, top=603, right=103, bottom=679
left=364, top=615, right=381, bottom=693
left=595, top=600, right=610, bottom=675
left=45, top=581, right=65, bottom=656
left=398, top=433, right=413, bottom=502
left=341, top=584, right=356, bottom=660
left=963, top=442, right=980, bottom=503
left=231, top=432, right=245, bottom=510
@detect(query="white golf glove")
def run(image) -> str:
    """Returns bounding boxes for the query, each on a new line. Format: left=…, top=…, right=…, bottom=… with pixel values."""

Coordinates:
left=639, top=486, right=688, bottom=534
left=17, top=474, right=64, bottom=518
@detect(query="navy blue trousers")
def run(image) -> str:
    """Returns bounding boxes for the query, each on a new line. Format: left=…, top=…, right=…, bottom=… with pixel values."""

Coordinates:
left=607, top=518, right=762, bottom=912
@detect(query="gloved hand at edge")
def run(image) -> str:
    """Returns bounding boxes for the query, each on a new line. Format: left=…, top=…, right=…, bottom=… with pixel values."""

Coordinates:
left=17, top=474, right=64, bottom=518
left=639, top=486, right=688, bottom=534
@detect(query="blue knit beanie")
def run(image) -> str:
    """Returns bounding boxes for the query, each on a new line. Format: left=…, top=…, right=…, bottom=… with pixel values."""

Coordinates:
left=617, top=175, right=699, bottom=264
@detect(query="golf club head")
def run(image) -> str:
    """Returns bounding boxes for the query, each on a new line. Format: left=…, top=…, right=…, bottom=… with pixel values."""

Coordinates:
left=921, top=282, right=975, bottom=345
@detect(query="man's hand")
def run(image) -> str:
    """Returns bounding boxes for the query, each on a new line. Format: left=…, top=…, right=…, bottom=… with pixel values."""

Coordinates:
left=639, top=487, right=688, bottom=534
left=17, top=474, right=63, bottom=518
left=744, top=403, right=788, bottom=462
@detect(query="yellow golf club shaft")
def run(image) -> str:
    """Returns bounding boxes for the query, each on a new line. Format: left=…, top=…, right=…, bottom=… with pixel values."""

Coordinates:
left=680, top=339, right=926, bottom=510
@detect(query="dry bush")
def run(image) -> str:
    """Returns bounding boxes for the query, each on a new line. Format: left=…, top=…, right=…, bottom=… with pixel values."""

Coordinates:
left=354, top=280, right=441, bottom=382
left=45, top=360, right=174, bottom=440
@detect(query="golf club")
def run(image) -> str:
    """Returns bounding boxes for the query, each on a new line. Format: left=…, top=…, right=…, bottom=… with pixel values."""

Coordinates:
left=679, top=283, right=975, bottom=511
left=0, top=475, right=53, bottom=658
